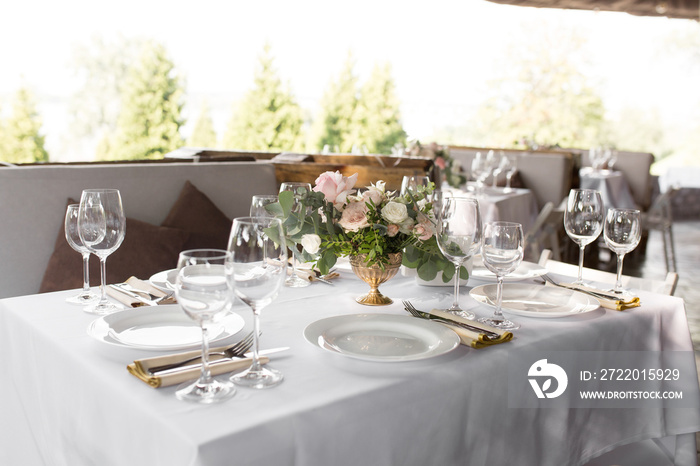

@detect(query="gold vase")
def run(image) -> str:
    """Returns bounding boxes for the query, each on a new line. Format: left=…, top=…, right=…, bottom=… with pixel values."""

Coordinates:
left=349, top=252, right=403, bottom=306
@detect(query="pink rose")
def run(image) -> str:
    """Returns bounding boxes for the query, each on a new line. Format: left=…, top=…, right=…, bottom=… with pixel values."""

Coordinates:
left=338, top=201, right=369, bottom=232
left=313, top=171, right=358, bottom=208
left=362, top=181, right=386, bottom=206
left=435, top=156, right=447, bottom=170
left=387, top=224, right=399, bottom=237
left=413, top=213, right=435, bottom=241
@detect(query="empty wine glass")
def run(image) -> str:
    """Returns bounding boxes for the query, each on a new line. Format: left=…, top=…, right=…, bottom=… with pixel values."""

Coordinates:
left=228, top=217, right=287, bottom=389
left=491, top=151, right=507, bottom=189
left=64, top=204, right=99, bottom=304
left=279, top=182, right=312, bottom=288
left=437, top=197, right=483, bottom=319
left=174, top=249, right=235, bottom=403
left=478, top=222, right=524, bottom=330
left=503, top=153, right=518, bottom=192
left=471, top=152, right=492, bottom=198
left=564, top=189, right=604, bottom=285
left=400, top=176, right=430, bottom=197
left=250, top=194, right=279, bottom=218
left=604, top=208, right=641, bottom=294
left=78, top=189, right=125, bottom=315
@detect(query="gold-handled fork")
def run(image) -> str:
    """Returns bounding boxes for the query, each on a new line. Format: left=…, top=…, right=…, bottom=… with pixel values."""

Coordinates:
left=148, top=331, right=255, bottom=373
left=402, top=300, right=500, bottom=339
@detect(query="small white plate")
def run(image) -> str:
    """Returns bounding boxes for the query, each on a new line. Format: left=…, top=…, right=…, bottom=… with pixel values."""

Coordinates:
left=469, top=284, right=600, bottom=318
left=149, top=269, right=177, bottom=292
left=471, top=257, right=547, bottom=282
left=304, top=314, right=460, bottom=362
left=87, top=305, right=245, bottom=350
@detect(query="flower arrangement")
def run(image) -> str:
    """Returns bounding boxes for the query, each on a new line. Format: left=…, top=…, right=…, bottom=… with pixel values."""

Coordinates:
left=268, top=171, right=468, bottom=283
left=406, top=141, right=466, bottom=189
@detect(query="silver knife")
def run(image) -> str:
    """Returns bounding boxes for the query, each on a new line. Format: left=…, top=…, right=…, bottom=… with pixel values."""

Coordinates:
left=151, top=347, right=290, bottom=375
left=108, top=284, right=157, bottom=306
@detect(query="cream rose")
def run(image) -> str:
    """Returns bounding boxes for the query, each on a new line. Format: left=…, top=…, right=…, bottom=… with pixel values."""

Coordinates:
left=338, top=201, right=370, bottom=232
left=381, top=201, right=408, bottom=224
left=301, top=234, right=322, bottom=255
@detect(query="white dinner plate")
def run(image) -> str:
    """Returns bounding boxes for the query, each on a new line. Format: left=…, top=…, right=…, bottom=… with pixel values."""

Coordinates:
left=471, top=256, right=547, bottom=282
left=469, top=284, right=600, bottom=318
left=303, top=314, right=460, bottom=362
left=87, top=305, right=245, bottom=350
left=149, top=269, right=177, bottom=292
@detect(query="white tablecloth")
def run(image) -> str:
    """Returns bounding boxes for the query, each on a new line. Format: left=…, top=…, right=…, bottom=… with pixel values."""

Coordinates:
left=2, top=270, right=699, bottom=466
left=580, top=168, right=637, bottom=211
left=453, top=185, right=540, bottom=233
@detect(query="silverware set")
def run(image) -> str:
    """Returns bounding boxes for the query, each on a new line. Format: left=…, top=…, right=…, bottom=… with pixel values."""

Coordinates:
left=539, top=274, right=621, bottom=301
left=109, top=282, right=174, bottom=306
left=402, top=300, right=500, bottom=339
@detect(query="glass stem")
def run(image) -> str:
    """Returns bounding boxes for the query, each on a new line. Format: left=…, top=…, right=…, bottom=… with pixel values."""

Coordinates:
left=615, top=253, right=625, bottom=291
left=250, top=305, right=262, bottom=372
left=198, top=324, right=212, bottom=384
left=506, top=173, right=512, bottom=190
left=99, top=257, right=108, bottom=304
left=495, top=275, right=504, bottom=319
left=577, top=244, right=585, bottom=283
left=452, top=261, right=462, bottom=309
left=81, top=253, right=91, bottom=293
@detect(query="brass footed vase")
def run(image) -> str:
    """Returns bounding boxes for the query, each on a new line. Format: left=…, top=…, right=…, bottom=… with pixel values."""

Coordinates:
left=349, top=252, right=403, bottom=306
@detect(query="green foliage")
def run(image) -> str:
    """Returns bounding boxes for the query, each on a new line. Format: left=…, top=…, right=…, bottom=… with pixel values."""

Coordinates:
left=0, top=87, right=48, bottom=163
left=353, top=63, right=407, bottom=154
left=98, top=40, right=184, bottom=160
left=221, top=44, right=304, bottom=152
left=187, top=101, right=217, bottom=148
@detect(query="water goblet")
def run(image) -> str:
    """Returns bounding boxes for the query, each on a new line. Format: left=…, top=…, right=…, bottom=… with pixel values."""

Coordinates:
left=604, top=208, right=641, bottom=294
left=250, top=194, right=279, bottom=218
left=78, top=189, right=125, bottom=315
left=478, top=222, right=524, bottom=330
left=64, top=204, right=99, bottom=304
left=564, top=189, right=604, bottom=285
left=503, top=153, right=518, bottom=192
left=279, top=182, right=312, bottom=288
left=174, top=249, right=236, bottom=403
left=471, top=152, right=491, bottom=197
left=436, top=197, right=483, bottom=319
left=491, top=151, right=507, bottom=189
left=228, top=217, right=287, bottom=389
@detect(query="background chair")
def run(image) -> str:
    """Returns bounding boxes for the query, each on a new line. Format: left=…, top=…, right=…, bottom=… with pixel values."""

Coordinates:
left=643, top=186, right=678, bottom=274
left=538, top=249, right=678, bottom=296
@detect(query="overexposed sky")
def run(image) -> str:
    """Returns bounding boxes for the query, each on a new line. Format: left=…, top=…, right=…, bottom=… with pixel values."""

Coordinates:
left=2, top=0, right=699, bottom=160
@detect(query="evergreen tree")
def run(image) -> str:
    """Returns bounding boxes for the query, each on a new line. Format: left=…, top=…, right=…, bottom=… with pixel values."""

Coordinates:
left=310, top=53, right=359, bottom=153
left=222, top=44, right=303, bottom=152
left=2, top=87, right=48, bottom=163
left=353, top=63, right=406, bottom=154
left=99, top=40, right=184, bottom=160
left=187, top=101, right=217, bottom=148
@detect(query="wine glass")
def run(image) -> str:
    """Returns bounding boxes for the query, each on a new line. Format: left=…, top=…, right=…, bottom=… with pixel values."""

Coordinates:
left=471, top=152, right=491, bottom=197
left=436, top=197, right=483, bottom=319
left=478, top=222, right=524, bottom=330
left=491, top=151, right=506, bottom=188
left=78, top=189, right=125, bottom=315
left=503, top=153, right=518, bottom=192
left=228, top=217, right=287, bottom=389
left=64, top=204, right=99, bottom=304
left=279, top=182, right=312, bottom=288
left=604, top=208, right=641, bottom=294
left=174, top=249, right=236, bottom=403
left=400, top=176, right=430, bottom=197
left=564, top=189, right=604, bottom=285
left=250, top=194, right=279, bottom=218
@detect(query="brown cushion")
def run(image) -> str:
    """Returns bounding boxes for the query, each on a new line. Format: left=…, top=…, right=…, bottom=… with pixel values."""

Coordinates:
left=160, top=180, right=232, bottom=250
left=39, top=200, right=190, bottom=293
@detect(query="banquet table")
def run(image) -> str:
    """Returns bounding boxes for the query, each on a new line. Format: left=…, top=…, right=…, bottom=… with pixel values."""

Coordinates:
left=2, top=267, right=700, bottom=466
left=579, top=168, right=637, bottom=211
left=457, top=184, right=539, bottom=232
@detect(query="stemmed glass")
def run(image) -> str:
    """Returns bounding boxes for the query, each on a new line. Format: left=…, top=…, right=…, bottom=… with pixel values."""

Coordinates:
left=478, top=222, right=524, bottom=330
left=250, top=194, right=279, bottom=218
left=436, top=197, right=483, bottom=319
left=400, top=176, right=430, bottom=197
left=604, top=208, right=641, bottom=294
left=564, top=189, right=604, bottom=285
left=78, top=189, right=125, bottom=315
left=228, top=217, right=287, bottom=389
left=174, top=249, right=235, bottom=403
left=471, top=152, right=492, bottom=197
left=279, top=182, right=312, bottom=288
left=491, top=151, right=507, bottom=189
left=64, top=204, right=98, bottom=304
left=503, top=153, right=518, bottom=192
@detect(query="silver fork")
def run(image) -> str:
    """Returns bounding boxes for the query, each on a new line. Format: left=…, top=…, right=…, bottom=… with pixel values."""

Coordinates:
left=148, top=331, right=255, bottom=373
left=402, top=300, right=500, bottom=339
left=539, top=274, right=619, bottom=301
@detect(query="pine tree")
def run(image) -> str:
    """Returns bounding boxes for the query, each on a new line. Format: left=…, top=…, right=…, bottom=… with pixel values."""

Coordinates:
left=187, top=101, right=217, bottom=148
left=310, top=53, right=359, bottom=153
left=99, top=40, right=184, bottom=160
left=353, top=63, right=406, bottom=154
left=222, top=44, right=303, bottom=152
left=2, top=87, right=48, bottom=163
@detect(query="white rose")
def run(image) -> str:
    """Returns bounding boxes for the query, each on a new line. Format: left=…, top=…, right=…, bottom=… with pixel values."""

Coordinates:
left=381, top=201, right=408, bottom=224
left=301, top=234, right=322, bottom=255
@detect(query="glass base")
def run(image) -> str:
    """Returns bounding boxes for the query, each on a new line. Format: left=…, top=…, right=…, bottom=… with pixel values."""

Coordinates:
left=231, top=366, right=284, bottom=389
left=83, top=301, right=122, bottom=315
left=66, top=291, right=99, bottom=305
left=175, top=378, right=236, bottom=404
left=285, top=274, right=310, bottom=288
left=478, top=316, right=520, bottom=330
left=446, top=307, right=475, bottom=320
